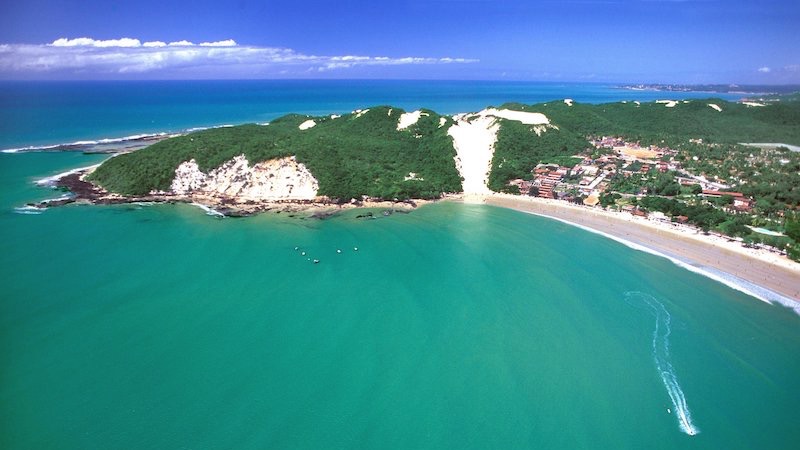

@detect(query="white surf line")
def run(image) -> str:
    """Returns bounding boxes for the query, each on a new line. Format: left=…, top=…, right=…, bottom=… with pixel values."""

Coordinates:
left=625, top=292, right=700, bottom=436
left=35, top=164, right=102, bottom=187
left=13, top=205, right=44, bottom=215
left=190, top=202, right=226, bottom=218
left=512, top=208, right=800, bottom=316
left=1, top=132, right=172, bottom=153
left=1, top=121, right=254, bottom=154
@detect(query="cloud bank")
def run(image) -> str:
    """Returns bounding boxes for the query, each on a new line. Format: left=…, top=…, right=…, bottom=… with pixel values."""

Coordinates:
left=0, top=37, right=478, bottom=78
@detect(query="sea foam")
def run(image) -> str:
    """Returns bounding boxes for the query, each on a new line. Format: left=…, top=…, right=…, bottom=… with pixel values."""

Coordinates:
left=190, top=202, right=226, bottom=218
left=13, top=205, right=44, bottom=215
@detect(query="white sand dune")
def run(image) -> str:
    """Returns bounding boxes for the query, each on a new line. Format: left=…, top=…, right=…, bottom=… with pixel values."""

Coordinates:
left=479, top=108, right=550, bottom=125
left=397, top=110, right=429, bottom=130
left=448, top=115, right=499, bottom=197
left=656, top=100, right=679, bottom=108
left=298, top=120, right=316, bottom=130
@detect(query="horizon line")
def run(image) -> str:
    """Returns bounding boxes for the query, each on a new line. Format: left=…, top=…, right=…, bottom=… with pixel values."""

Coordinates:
left=0, top=78, right=799, bottom=87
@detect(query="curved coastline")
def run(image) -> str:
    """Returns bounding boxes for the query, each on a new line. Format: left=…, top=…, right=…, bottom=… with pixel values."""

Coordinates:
left=483, top=193, right=800, bottom=313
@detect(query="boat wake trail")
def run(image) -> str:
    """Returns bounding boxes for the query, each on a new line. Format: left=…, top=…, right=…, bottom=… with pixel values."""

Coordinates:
left=625, top=291, right=699, bottom=436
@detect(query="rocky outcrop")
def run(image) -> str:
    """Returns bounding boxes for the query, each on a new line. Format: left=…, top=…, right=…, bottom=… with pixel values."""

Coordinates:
left=170, top=155, right=319, bottom=200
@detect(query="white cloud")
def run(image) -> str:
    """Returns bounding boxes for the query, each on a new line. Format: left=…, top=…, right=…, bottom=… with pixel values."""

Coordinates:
left=50, top=37, right=143, bottom=48
left=199, top=40, right=238, bottom=47
left=167, top=40, right=195, bottom=47
left=757, top=66, right=771, bottom=73
left=0, top=37, right=477, bottom=77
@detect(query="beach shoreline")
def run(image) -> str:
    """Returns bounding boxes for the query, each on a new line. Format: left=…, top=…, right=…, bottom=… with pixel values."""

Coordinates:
left=481, top=193, right=800, bottom=309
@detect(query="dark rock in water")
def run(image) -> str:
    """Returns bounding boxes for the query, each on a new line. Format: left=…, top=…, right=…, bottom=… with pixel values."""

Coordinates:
left=355, top=212, right=374, bottom=219
left=310, top=210, right=337, bottom=220
left=81, top=149, right=119, bottom=155
left=43, top=198, right=76, bottom=207
left=56, top=173, right=102, bottom=198
left=32, top=197, right=76, bottom=208
left=216, top=208, right=250, bottom=218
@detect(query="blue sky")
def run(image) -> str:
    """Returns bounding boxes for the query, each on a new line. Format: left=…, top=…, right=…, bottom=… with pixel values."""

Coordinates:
left=1, top=0, right=798, bottom=83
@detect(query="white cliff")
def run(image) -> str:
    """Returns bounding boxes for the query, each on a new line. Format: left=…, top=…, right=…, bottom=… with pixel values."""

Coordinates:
left=170, top=155, right=319, bottom=201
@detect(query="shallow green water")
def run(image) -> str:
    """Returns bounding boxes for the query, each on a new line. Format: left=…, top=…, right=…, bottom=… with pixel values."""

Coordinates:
left=1, top=153, right=799, bottom=449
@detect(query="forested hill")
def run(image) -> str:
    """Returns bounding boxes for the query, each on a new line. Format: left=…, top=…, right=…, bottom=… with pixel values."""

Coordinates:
left=89, top=107, right=462, bottom=199
left=501, top=99, right=800, bottom=147
left=88, top=99, right=800, bottom=201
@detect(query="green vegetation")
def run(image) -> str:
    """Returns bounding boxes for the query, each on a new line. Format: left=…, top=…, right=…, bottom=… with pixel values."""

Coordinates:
left=786, top=214, right=800, bottom=261
left=533, top=99, right=800, bottom=147
left=606, top=170, right=681, bottom=196
left=487, top=120, right=588, bottom=191
left=637, top=196, right=728, bottom=231
left=90, top=107, right=462, bottom=200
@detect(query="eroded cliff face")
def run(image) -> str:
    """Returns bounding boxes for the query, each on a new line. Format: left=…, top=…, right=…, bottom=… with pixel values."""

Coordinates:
left=170, top=155, right=319, bottom=200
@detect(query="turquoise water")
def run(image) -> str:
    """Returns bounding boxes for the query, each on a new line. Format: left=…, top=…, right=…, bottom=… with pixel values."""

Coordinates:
left=0, top=80, right=744, bottom=150
left=2, top=152, right=799, bottom=449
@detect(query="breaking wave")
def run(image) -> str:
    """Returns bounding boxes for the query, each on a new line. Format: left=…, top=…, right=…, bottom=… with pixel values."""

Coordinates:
left=190, top=202, right=225, bottom=218
left=13, top=205, right=44, bottom=215
left=625, top=291, right=700, bottom=436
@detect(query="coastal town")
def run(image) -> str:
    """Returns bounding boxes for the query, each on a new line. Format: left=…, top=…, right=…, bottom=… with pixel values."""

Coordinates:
left=503, top=135, right=790, bottom=253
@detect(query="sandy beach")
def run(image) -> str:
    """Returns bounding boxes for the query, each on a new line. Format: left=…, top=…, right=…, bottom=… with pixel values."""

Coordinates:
left=483, top=193, right=800, bottom=306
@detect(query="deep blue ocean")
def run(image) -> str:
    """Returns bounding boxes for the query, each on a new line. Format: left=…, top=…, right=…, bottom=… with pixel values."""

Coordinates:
left=0, top=80, right=744, bottom=150
left=1, top=80, right=796, bottom=449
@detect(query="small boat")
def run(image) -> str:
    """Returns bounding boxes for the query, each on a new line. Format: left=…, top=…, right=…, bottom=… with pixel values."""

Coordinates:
left=313, top=259, right=320, bottom=264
